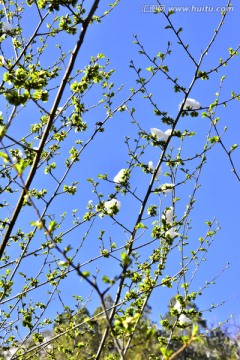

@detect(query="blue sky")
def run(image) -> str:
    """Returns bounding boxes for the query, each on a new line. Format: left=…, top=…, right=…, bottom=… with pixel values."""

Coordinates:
left=1, top=0, right=240, bottom=336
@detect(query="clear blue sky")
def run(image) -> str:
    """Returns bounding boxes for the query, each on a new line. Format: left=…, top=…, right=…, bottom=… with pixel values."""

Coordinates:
left=1, top=0, right=240, bottom=334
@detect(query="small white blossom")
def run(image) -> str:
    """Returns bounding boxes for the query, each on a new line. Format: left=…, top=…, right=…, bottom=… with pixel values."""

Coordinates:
left=113, top=169, right=126, bottom=184
left=148, top=161, right=154, bottom=171
left=104, top=199, right=121, bottom=215
left=58, top=261, right=68, bottom=267
left=163, top=129, right=172, bottom=141
left=48, top=242, right=55, bottom=249
left=87, top=200, right=94, bottom=209
left=148, top=161, right=162, bottom=178
left=150, top=128, right=173, bottom=142
left=35, top=220, right=43, bottom=229
left=147, top=205, right=157, bottom=216
left=55, top=107, right=66, bottom=117
left=161, top=183, right=175, bottom=195
left=179, top=314, right=191, bottom=325
left=24, top=194, right=30, bottom=201
left=174, top=301, right=182, bottom=313
left=166, top=228, right=179, bottom=238
left=2, top=22, right=13, bottom=33
left=162, top=206, right=174, bottom=224
left=179, top=98, right=201, bottom=110
left=0, top=55, right=5, bottom=66
left=12, top=150, right=23, bottom=163
left=150, top=128, right=165, bottom=141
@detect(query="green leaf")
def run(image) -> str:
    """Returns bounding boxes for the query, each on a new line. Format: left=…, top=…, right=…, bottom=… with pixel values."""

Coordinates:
left=230, top=144, right=238, bottom=153
left=229, top=47, right=238, bottom=56
left=208, top=136, right=219, bottom=144
left=146, top=66, right=153, bottom=73
left=48, top=221, right=58, bottom=233
left=160, top=346, right=173, bottom=359
left=14, top=159, right=28, bottom=175
left=0, top=126, right=6, bottom=140
left=98, top=173, right=108, bottom=179
left=177, top=27, right=183, bottom=35
left=101, top=249, right=110, bottom=258
left=135, top=222, right=147, bottom=230
left=82, top=271, right=90, bottom=277
left=31, top=220, right=45, bottom=230
left=201, top=112, right=210, bottom=118
left=160, top=65, right=169, bottom=72
left=5, top=90, right=29, bottom=105
left=0, top=151, right=9, bottom=163
left=120, top=252, right=132, bottom=266
left=197, top=70, right=209, bottom=80
left=102, top=275, right=110, bottom=283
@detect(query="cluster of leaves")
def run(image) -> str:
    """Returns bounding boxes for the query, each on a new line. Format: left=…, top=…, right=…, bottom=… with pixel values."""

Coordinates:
left=3, top=66, right=59, bottom=105
left=1, top=297, right=239, bottom=359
